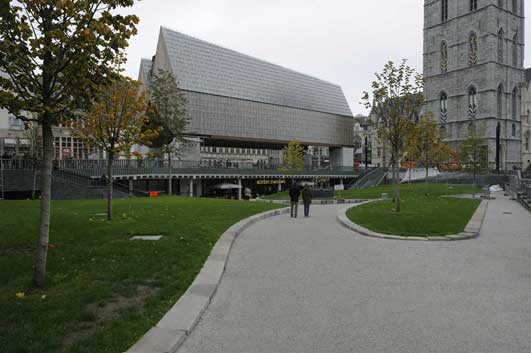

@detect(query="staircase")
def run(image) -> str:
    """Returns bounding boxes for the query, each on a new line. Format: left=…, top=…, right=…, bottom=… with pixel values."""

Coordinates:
left=349, top=168, right=385, bottom=190
left=52, top=169, right=132, bottom=200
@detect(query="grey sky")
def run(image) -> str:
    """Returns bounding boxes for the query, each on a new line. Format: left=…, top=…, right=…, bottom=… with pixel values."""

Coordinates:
left=121, top=0, right=531, bottom=115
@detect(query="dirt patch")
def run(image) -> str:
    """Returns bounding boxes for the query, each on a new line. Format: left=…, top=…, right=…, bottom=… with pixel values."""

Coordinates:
left=62, top=285, right=159, bottom=350
left=0, top=245, right=35, bottom=255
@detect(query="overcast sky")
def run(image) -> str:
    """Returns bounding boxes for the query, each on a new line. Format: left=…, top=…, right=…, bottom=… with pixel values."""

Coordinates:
left=121, top=0, right=531, bottom=115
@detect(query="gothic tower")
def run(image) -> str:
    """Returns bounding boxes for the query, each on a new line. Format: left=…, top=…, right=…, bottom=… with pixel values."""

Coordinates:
left=423, top=0, right=525, bottom=169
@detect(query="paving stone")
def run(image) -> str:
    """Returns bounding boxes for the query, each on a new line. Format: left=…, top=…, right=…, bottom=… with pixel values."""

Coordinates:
left=157, top=294, right=210, bottom=333
left=125, top=327, right=186, bottom=353
left=130, top=235, right=163, bottom=241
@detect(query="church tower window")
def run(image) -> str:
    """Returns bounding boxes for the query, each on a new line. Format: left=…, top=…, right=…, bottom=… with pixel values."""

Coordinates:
left=512, top=87, right=519, bottom=120
left=498, top=0, right=504, bottom=9
left=468, top=87, right=477, bottom=119
left=512, top=32, right=519, bottom=67
left=440, top=92, right=448, bottom=122
left=440, top=42, right=448, bottom=73
left=512, top=123, right=516, bottom=137
left=469, top=32, right=478, bottom=66
left=441, top=0, right=448, bottom=21
left=498, top=29, right=504, bottom=63
left=470, top=0, right=478, bottom=11
left=497, top=84, right=504, bottom=119
left=512, top=0, right=518, bottom=14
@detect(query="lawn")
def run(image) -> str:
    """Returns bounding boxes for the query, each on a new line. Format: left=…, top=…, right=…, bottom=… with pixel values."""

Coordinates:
left=0, top=197, right=280, bottom=353
left=263, top=183, right=483, bottom=200
left=346, top=184, right=482, bottom=237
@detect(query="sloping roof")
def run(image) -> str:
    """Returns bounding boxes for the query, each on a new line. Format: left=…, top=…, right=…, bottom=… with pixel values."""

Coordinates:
left=139, top=58, right=153, bottom=86
left=157, top=27, right=352, bottom=117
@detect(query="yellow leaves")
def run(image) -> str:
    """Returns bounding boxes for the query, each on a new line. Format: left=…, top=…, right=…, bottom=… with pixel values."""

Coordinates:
left=16, top=292, right=25, bottom=299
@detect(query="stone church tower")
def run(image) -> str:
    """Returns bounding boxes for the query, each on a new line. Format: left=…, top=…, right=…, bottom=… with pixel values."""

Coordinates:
left=423, top=0, right=525, bottom=169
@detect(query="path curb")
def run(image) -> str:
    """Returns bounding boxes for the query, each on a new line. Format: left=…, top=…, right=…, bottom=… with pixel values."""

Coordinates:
left=337, top=199, right=489, bottom=241
left=255, top=198, right=368, bottom=206
left=125, top=207, right=290, bottom=353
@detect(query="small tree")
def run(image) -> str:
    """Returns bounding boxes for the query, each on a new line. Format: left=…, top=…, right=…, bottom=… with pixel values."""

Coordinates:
left=405, top=115, right=450, bottom=183
left=460, top=122, right=488, bottom=185
left=146, top=70, right=188, bottom=164
left=0, top=0, right=138, bottom=288
left=280, top=141, right=304, bottom=183
left=74, top=78, right=152, bottom=220
left=362, top=60, right=424, bottom=212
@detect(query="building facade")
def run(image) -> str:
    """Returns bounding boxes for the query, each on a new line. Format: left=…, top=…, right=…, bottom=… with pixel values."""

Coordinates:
left=139, top=27, right=354, bottom=168
left=521, top=69, right=531, bottom=170
left=423, top=0, right=525, bottom=170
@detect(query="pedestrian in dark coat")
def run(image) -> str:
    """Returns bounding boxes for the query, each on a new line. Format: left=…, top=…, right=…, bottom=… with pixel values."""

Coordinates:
left=289, top=184, right=301, bottom=218
left=301, top=184, right=313, bottom=217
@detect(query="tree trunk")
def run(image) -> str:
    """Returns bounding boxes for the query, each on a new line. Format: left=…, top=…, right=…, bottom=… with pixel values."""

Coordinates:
left=425, top=166, right=429, bottom=184
left=393, top=156, right=401, bottom=212
left=107, top=154, right=114, bottom=221
left=32, top=162, right=37, bottom=200
left=33, top=122, right=53, bottom=288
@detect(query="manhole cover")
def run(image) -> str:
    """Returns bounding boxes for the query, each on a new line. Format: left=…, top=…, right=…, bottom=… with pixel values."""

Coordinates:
left=503, top=212, right=513, bottom=215
left=130, top=235, right=163, bottom=241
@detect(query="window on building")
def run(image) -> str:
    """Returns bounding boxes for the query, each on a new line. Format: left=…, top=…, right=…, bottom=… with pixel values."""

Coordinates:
left=512, top=87, right=519, bottom=120
left=441, top=0, right=448, bottom=21
left=512, top=0, right=518, bottom=13
left=498, top=29, right=504, bottom=63
left=525, top=131, right=530, bottom=151
left=512, top=32, right=519, bottom=67
left=527, top=110, right=530, bottom=124
left=497, top=84, right=504, bottom=118
left=470, top=0, right=478, bottom=11
left=498, top=0, right=504, bottom=9
left=440, top=42, right=448, bottom=73
left=468, top=87, right=478, bottom=119
left=469, top=32, right=478, bottom=66
left=440, top=92, right=448, bottom=122
left=512, top=123, right=516, bottom=137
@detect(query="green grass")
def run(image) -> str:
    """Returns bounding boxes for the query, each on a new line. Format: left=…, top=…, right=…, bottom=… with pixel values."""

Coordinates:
left=346, top=184, right=482, bottom=237
left=263, top=183, right=483, bottom=200
left=0, top=197, right=280, bottom=353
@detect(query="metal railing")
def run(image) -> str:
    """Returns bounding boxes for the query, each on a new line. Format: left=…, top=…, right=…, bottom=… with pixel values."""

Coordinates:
left=56, top=159, right=362, bottom=177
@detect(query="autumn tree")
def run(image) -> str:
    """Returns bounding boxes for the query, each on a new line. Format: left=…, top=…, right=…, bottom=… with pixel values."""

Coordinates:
left=0, top=0, right=138, bottom=288
left=74, top=78, right=151, bottom=221
left=145, top=70, right=188, bottom=164
left=280, top=141, right=304, bottom=183
left=362, top=60, right=424, bottom=212
left=405, top=115, right=450, bottom=183
left=460, top=122, right=488, bottom=185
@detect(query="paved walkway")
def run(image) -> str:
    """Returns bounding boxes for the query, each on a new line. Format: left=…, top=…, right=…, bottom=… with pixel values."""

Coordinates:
left=179, top=193, right=531, bottom=353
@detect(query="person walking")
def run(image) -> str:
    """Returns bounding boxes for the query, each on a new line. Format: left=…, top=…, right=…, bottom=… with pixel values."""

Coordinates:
left=301, top=184, right=313, bottom=217
left=289, top=183, right=301, bottom=218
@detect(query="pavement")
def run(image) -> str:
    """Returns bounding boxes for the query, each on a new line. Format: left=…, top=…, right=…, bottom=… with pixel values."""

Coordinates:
left=178, top=192, right=531, bottom=353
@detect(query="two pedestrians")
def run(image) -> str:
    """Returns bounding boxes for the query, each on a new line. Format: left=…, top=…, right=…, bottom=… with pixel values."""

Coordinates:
left=289, top=183, right=313, bottom=218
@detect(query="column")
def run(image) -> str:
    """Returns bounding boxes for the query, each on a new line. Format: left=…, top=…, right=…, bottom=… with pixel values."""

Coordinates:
left=128, top=179, right=134, bottom=195
left=278, top=179, right=282, bottom=192
left=189, top=178, right=194, bottom=197
left=237, top=178, right=242, bottom=200
left=168, top=178, right=172, bottom=196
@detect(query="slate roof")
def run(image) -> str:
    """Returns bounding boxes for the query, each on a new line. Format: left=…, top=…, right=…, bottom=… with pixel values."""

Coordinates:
left=154, top=27, right=352, bottom=117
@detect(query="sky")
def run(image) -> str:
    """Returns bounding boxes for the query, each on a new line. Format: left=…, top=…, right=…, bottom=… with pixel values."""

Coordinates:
left=120, top=0, right=531, bottom=116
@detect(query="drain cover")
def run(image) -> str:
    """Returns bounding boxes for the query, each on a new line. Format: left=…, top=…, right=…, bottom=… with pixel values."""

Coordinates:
left=130, top=235, right=163, bottom=241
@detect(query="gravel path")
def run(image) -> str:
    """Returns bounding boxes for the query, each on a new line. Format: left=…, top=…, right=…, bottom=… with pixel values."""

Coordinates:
left=178, top=193, right=531, bottom=353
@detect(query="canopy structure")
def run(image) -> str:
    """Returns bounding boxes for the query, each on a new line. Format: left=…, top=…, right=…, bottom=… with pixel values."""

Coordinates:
left=211, top=183, right=243, bottom=190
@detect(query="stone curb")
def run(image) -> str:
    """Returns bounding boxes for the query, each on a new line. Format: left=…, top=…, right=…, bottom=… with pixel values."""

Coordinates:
left=124, top=207, right=290, bottom=353
left=254, top=198, right=369, bottom=206
left=337, top=199, right=489, bottom=241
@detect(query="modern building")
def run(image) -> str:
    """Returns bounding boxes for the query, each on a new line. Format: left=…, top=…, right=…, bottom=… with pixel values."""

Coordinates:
left=423, top=0, right=525, bottom=170
left=139, top=27, right=354, bottom=169
left=522, top=69, right=531, bottom=171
